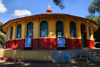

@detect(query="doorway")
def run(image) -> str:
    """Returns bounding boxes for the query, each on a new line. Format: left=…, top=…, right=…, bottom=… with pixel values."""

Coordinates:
left=81, top=33, right=85, bottom=47
left=81, top=23, right=86, bottom=48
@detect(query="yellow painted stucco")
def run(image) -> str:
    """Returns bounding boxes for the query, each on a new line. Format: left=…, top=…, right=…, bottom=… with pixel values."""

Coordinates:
left=5, top=16, right=95, bottom=41
left=0, top=49, right=52, bottom=60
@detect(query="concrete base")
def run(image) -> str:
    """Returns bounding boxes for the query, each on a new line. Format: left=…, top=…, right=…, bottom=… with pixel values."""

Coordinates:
left=0, top=49, right=100, bottom=63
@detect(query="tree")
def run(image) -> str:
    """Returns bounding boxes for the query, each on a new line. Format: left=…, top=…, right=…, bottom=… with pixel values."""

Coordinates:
left=87, top=0, right=100, bottom=25
left=53, top=0, right=65, bottom=10
left=85, top=14, right=100, bottom=25
left=0, top=31, right=6, bottom=45
left=92, top=16, right=100, bottom=25
left=87, top=0, right=100, bottom=42
left=88, top=0, right=100, bottom=15
left=0, top=22, right=6, bottom=47
left=0, top=21, right=4, bottom=26
left=85, top=14, right=95, bottom=19
left=86, top=14, right=100, bottom=42
left=53, top=0, right=74, bottom=10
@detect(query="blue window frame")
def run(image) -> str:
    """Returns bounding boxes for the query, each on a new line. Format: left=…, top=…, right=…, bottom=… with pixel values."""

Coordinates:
left=40, top=21, right=48, bottom=37
left=10, top=26, right=13, bottom=39
left=27, top=22, right=33, bottom=36
left=56, top=21, right=64, bottom=37
left=89, top=26, right=91, bottom=39
left=70, top=21, right=77, bottom=37
left=16, top=24, right=21, bottom=38
left=81, top=23, right=86, bottom=31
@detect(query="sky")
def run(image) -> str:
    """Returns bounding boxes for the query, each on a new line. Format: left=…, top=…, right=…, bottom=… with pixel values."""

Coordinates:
left=0, top=0, right=96, bottom=23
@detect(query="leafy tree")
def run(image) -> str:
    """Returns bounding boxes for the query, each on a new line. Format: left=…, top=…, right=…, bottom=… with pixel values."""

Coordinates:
left=0, top=21, right=4, bottom=26
left=0, top=31, right=6, bottom=45
left=53, top=0, right=65, bottom=10
left=0, top=22, right=6, bottom=47
left=53, top=0, right=74, bottom=10
left=85, top=14, right=100, bottom=25
left=85, top=14, right=95, bottom=19
left=92, top=16, right=100, bottom=25
left=87, top=0, right=100, bottom=42
left=87, top=0, right=100, bottom=25
left=88, top=0, right=100, bottom=15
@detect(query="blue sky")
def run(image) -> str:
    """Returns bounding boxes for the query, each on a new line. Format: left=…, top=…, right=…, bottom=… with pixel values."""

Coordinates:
left=0, top=0, right=95, bottom=23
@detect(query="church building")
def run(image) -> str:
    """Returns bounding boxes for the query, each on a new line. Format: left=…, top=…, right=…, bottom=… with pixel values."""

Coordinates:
left=2, top=7, right=99, bottom=50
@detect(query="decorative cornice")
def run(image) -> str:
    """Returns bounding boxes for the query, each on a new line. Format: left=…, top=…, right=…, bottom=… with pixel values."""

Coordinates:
left=2, top=14, right=99, bottom=28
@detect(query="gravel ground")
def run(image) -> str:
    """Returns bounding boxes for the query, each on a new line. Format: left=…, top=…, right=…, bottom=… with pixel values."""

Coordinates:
left=0, top=60, right=100, bottom=67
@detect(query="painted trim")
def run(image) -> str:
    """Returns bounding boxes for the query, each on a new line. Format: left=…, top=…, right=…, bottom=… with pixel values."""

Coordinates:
left=26, top=22, right=33, bottom=36
left=70, top=21, right=77, bottom=37
left=89, top=26, right=91, bottom=39
left=40, top=21, right=48, bottom=37
left=74, top=22, right=77, bottom=37
left=10, top=26, right=13, bottom=40
left=81, top=23, right=86, bottom=31
left=6, top=38, right=95, bottom=49
left=16, top=24, right=21, bottom=38
left=56, top=20, right=64, bottom=37
left=2, top=14, right=99, bottom=33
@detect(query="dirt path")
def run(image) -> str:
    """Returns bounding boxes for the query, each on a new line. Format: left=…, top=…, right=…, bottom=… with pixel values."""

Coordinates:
left=0, top=60, right=100, bottom=67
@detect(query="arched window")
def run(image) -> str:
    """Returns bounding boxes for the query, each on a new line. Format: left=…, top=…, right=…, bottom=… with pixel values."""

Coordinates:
left=70, top=21, right=77, bottom=37
left=89, top=26, right=91, bottom=39
left=40, top=21, right=48, bottom=37
left=27, top=22, right=33, bottom=36
left=81, top=23, right=85, bottom=31
left=16, top=24, right=21, bottom=38
left=10, top=26, right=13, bottom=39
left=56, top=21, right=64, bottom=37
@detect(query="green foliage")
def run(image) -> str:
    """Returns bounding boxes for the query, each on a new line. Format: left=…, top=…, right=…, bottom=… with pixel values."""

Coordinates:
left=85, top=14, right=95, bottom=19
left=0, top=21, right=6, bottom=45
left=53, top=0, right=65, bottom=10
left=0, top=31, right=6, bottom=45
left=93, top=16, right=100, bottom=25
left=85, top=14, right=100, bottom=25
left=0, top=21, right=4, bottom=26
left=53, top=0, right=74, bottom=10
left=88, top=0, right=100, bottom=15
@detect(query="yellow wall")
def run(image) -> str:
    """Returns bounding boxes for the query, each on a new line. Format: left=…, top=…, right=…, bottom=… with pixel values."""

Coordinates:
left=76, top=20, right=81, bottom=39
left=0, top=49, right=52, bottom=60
left=49, top=18, right=56, bottom=38
left=6, top=17, right=94, bottom=41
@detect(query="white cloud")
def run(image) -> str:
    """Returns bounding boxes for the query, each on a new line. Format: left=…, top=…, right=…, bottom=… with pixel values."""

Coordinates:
left=0, top=0, right=7, bottom=13
left=12, top=9, right=31, bottom=17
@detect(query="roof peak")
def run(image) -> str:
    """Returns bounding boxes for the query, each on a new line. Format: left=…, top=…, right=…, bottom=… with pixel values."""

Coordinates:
left=46, top=5, right=52, bottom=13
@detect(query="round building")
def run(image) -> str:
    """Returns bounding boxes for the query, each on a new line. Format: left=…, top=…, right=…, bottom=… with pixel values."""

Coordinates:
left=2, top=9, right=99, bottom=50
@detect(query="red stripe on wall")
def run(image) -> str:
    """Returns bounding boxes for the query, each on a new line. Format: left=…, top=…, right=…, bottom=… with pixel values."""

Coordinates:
left=6, top=38, right=95, bottom=50
left=65, top=39, right=82, bottom=49
left=6, top=40, right=15, bottom=48
left=32, top=39, right=38, bottom=50
left=87, top=39, right=95, bottom=48
left=15, top=39, right=25, bottom=49
left=38, top=38, right=50, bottom=50
left=6, top=39, right=25, bottom=49
left=32, top=38, right=57, bottom=50
left=50, top=38, right=57, bottom=50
